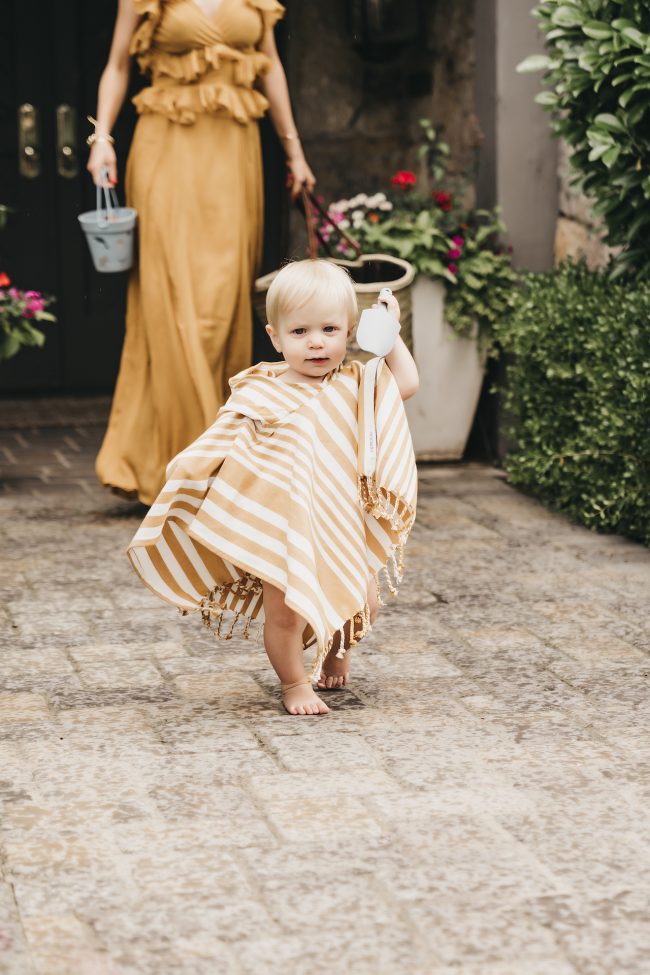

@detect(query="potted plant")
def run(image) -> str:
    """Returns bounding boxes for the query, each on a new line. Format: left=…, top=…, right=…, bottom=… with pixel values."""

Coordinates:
left=0, top=206, right=56, bottom=362
left=315, top=121, right=518, bottom=459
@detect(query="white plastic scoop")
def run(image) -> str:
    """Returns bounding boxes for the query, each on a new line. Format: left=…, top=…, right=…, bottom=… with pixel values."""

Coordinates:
left=355, top=287, right=401, bottom=357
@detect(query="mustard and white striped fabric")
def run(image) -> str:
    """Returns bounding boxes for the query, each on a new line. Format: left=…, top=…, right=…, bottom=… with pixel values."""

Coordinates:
left=127, top=358, right=417, bottom=677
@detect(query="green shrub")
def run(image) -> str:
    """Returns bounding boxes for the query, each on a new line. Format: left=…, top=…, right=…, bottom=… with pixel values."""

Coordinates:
left=494, top=263, right=650, bottom=545
left=518, top=0, right=650, bottom=278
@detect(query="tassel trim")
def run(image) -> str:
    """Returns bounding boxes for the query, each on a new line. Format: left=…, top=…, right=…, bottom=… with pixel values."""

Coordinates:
left=359, top=475, right=415, bottom=536
left=182, top=572, right=264, bottom=644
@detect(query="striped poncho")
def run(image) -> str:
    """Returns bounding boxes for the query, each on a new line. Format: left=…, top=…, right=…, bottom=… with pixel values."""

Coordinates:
left=127, top=358, right=417, bottom=678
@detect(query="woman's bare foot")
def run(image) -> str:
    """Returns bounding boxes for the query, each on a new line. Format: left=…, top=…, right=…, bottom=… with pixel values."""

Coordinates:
left=281, top=680, right=330, bottom=715
left=317, top=643, right=351, bottom=690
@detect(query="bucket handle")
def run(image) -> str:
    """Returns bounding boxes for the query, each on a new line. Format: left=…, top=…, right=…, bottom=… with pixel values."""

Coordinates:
left=297, top=188, right=363, bottom=260
left=95, top=168, right=120, bottom=228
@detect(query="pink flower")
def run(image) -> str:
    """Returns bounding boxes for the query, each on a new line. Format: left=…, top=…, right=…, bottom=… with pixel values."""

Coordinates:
left=28, top=297, right=46, bottom=315
left=448, top=263, right=457, bottom=275
left=8, top=287, right=19, bottom=299
left=448, top=248, right=461, bottom=260
left=452, top=235, right=464, bottom=247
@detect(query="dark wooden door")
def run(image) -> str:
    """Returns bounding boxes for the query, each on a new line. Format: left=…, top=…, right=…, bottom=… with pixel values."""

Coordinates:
left=0, top=0, right=288, bottom=394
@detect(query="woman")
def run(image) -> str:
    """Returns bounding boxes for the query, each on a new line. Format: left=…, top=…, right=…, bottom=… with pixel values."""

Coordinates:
left=88, top=0, right=315, bottom=505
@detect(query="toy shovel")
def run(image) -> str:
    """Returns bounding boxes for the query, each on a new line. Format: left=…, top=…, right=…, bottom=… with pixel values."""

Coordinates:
left=355, top=287, right=401, bottom=357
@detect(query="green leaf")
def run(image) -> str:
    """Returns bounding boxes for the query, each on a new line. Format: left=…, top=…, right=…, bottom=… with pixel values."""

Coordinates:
left=621, top=26, right=648, bottom=48
left=583, top=20, right=613, bottom=40
left=552, top=5, right=585, bottom=28
left=535, top=91, right=560, bottom=107
left=594, top=112, right=625, bottom=131
left=602, top=145, right=621, bottom=168
left=588, top=143, right=611, bottom=161
left=516, top=54, right=552, bottom=73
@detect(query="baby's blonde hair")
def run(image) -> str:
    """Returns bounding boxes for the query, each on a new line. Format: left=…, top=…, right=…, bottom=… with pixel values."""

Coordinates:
left=266, top=259, right=358, bottom=329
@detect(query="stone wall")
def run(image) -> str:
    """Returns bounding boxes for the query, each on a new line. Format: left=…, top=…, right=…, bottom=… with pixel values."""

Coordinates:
left=285, top=0, right=479, bottom=238
left=555, top=141, right=613, bottom=270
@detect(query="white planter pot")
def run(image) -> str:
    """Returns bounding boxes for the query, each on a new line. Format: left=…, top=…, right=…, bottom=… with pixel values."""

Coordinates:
left=405, top=276, right=486, bottom=461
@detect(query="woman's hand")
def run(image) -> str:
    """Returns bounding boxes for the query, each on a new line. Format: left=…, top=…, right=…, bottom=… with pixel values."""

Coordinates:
left=286, top=154, right=316, bottom=199
left=87, top=141, right=118, bottom=187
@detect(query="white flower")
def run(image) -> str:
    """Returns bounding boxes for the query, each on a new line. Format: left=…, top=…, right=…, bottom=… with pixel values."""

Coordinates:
left=339, top=219, right=350, bottom=229
left=365, top=192, right=386, bottom=208
left=351, top=209, right=364, bottom=221
left=379, top=201, right=393, bottom=211
left=331, top=199, right=350, bottom=213
left=349, top=193, right=368, bottom=207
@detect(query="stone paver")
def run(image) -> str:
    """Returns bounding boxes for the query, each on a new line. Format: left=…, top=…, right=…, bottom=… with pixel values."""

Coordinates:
left=1, top=408, right=649, bottom=974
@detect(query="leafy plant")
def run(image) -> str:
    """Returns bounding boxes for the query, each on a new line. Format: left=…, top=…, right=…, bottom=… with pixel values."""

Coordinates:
left=0, top=276, right=56, bottom=361
left=0, top=206, right=56, bottom=361
left=494, top=262, right=650, bottom=545
left=314, top=121, right=518, bottom=343
left=518, top=0, right=650, bottom=278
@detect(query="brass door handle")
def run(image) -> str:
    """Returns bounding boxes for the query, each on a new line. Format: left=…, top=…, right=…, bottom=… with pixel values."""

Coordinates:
left=18, top=103, right=41, bottom=179
left=56, top=104, right=79, bottom=179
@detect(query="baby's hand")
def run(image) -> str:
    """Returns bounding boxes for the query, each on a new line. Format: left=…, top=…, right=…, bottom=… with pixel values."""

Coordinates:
left=375, top=289, right=401, bottom=322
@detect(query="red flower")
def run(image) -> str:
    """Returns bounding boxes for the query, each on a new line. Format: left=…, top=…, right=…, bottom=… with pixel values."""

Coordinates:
left=391, top=170, right=417, bottom=190
left=448, top=248, right=461, bottom=260
left=369, top=212, right=379, bottom=223
left=433, top=191, right=452, bottom=212
left=448, top=262, right=457, bottom=275
left=0, top=272, right=10, bottom=287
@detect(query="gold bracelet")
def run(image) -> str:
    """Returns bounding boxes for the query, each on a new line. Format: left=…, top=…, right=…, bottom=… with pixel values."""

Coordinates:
left=86, top=116, right=115, bottom=147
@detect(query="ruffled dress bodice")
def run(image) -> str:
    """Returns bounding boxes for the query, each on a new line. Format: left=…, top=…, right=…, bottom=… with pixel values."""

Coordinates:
left=130, top=0, right=285, bottom=124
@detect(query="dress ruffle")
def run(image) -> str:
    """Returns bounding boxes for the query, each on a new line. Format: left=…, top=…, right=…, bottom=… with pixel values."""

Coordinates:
left=132, top=79, right=270, bottom=125
left=245, top=0, right=285, bottom=32
left=130, top=0, right=164, bottom=71
left=129, top=0, right=284, bottom=124
left=148, top=42, right=272, bottom=85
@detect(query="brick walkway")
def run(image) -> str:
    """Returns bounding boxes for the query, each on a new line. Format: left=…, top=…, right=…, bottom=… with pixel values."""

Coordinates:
left=1, top=406, right=649, bottom=974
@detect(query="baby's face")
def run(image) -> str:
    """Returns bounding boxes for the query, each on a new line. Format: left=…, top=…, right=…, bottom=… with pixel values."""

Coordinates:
left=267, top=293, right=352, bottom=381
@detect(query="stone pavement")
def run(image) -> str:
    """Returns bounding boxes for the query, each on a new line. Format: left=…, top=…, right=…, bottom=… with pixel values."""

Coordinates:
left=1, top=405, right=650, bottom=975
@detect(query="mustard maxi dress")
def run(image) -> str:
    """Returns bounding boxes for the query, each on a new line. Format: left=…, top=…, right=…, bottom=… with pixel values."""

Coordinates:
left=96, top=0, right=284, bottom=505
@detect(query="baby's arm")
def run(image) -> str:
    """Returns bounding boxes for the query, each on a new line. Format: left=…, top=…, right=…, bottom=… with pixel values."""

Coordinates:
left=379, top=293, right=419, bottom=401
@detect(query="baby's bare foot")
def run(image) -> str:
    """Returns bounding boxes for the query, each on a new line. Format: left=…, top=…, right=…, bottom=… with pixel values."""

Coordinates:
left=317, top=645, right=351, bottom=690
left=281, top=680, right=330, bottom=715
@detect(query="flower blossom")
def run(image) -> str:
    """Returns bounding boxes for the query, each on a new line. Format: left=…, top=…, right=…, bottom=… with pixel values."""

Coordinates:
left=0, top=272, right=10, bottom=288
left=391, top=171, right=417, bottom=190
left=448, top=262, right=457, bottom=275
left=448, top=248, right=462, bottom=260
left=433, top=191, right=452, bottom=211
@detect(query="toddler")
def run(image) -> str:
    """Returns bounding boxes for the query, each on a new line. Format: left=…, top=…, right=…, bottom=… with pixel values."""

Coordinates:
left=128, top=259, right=418, bottom=715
